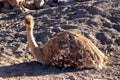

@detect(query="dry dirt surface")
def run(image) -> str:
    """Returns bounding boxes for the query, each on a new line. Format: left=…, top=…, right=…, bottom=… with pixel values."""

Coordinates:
left=0, top=0, right=120, bottom=80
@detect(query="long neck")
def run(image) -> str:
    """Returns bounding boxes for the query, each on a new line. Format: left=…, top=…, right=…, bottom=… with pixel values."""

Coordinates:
left=26, top=26, right=45, bottom=64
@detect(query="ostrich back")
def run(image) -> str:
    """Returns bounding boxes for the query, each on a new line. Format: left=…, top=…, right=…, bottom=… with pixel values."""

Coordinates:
left=42, top=30, right=108, bottom=68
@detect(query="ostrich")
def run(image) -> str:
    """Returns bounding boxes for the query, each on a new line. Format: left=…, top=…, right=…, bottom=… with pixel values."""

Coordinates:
left=24, top=15, right=110, bottom=69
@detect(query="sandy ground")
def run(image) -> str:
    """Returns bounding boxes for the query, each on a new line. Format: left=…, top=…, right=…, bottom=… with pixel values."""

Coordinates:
left=0, top=0, right=120, bottom=80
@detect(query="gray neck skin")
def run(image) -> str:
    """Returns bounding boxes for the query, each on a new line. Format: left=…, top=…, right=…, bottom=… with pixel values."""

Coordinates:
left=26, top=26, right=45, bottom=64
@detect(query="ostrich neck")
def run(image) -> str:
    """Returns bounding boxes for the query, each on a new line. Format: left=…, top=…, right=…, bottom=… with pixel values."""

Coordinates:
left=27, top=29, right=38, bottom=46
left=26, top=27, right=45, bottom=64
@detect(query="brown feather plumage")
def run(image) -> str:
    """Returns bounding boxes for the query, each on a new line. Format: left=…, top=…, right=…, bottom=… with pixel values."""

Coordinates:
left=25, top=15, right=110, bottom=69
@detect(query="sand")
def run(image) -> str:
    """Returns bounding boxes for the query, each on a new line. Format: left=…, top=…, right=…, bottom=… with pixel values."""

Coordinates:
left=0, top=0, right=120, bottom=80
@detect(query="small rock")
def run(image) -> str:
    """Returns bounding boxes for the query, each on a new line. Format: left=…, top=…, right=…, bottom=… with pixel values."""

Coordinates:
left=23, top=0, right=35, bottom=10
left=43, top=4, right=50, bottom=9
left=7, top=0, right=25, bottom=7
left=34, top=0, right=44, bottom=9
left=66, top=76, right=77, bottom=80
left=14, top=6, right=25, bottom=14
left=45, top=0, right=53, bottom=5
left=59, top=0, right=75, bottom=6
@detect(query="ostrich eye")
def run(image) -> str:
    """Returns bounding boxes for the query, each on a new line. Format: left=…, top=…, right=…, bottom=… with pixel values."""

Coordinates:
left=25, top=19, right=31, bottom=24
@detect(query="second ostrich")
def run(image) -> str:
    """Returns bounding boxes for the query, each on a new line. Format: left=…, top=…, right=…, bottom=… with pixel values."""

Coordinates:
left=25, top=15, right=110, bottom=69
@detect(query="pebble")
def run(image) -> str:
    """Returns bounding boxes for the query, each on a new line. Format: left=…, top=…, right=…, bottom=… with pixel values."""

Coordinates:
left=66, top=75, right=77, bottom=80
left=43, top=4, right=51, bottom=8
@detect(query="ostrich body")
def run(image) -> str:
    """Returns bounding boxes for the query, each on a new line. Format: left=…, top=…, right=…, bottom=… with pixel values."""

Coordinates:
left=25, top=15, right=109, bottom=69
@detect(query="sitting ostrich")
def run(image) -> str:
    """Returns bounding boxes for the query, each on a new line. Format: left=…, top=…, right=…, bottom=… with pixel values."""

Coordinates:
left=25, top=15, right=110, bottom=69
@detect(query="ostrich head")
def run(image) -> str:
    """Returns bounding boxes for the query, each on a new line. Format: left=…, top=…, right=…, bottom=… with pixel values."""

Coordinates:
left=25, top=15, right=35, bottom=30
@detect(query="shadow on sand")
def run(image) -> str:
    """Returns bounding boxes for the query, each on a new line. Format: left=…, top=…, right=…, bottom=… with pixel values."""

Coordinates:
left=0, top=61, right=87, bottom=78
